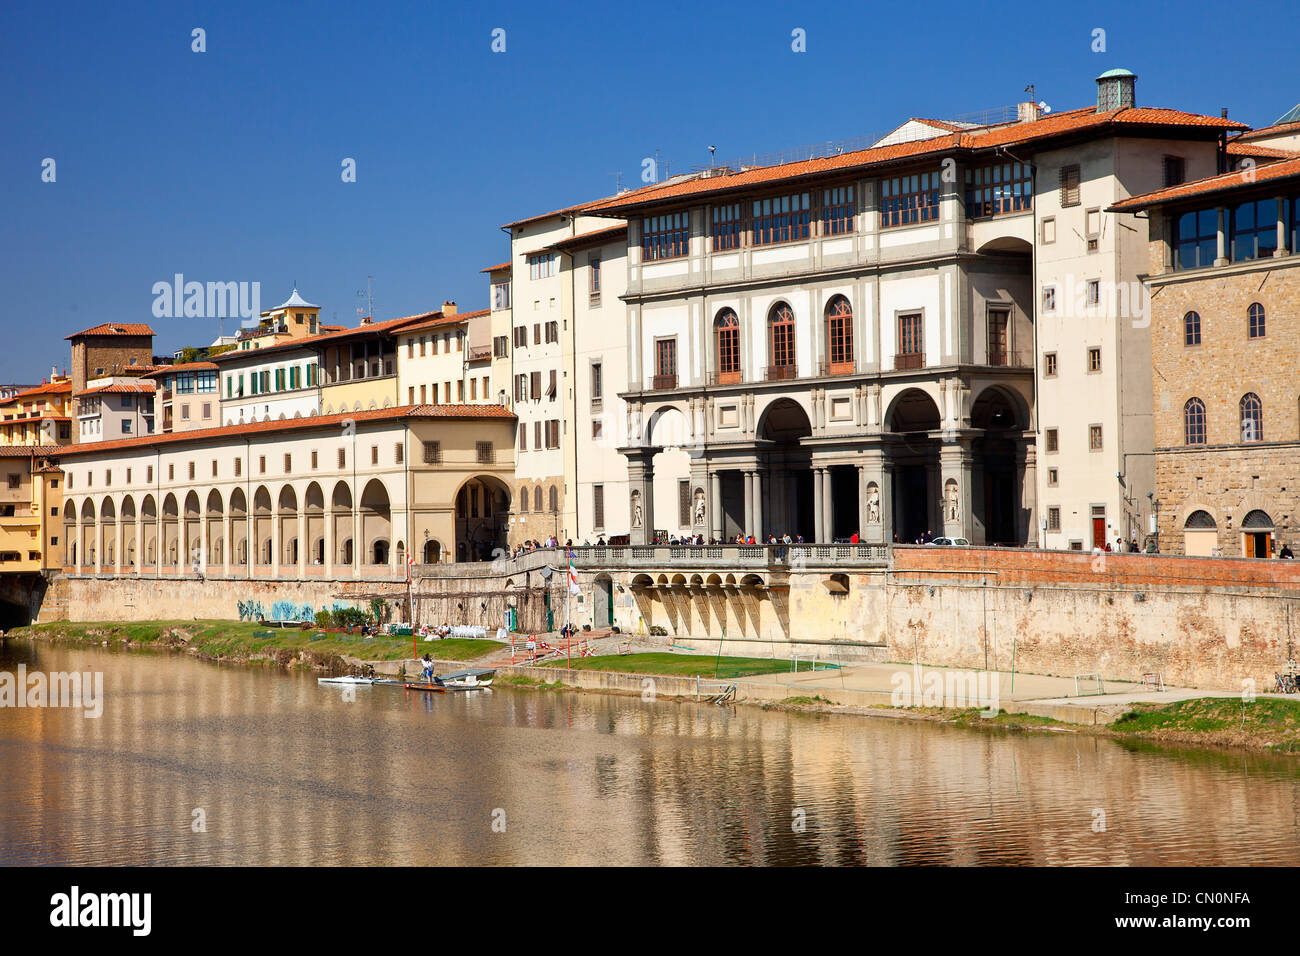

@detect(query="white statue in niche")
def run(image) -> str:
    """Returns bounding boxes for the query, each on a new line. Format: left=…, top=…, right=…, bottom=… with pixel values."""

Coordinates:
left=631, top=490, right=643, bottom=528
left=867, top=485, right=881, bottom=524
left=945, top=480, right=960, bottom=521
left=694, top=489, right=706, bottom=526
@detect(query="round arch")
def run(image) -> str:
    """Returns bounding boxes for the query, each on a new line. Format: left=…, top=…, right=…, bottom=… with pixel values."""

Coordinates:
left=453, top=474, right=510, bottom=563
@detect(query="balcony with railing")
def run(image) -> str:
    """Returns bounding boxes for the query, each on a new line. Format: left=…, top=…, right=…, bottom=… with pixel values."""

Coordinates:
left=651, top=373, right=678, bottom=390
left=765, top=364, right=798, bottom=382
left=894, top=352, right=924, bottom=371
left=818, top=360, right=856, bottom=377
left=569, top=543, right=890, bottom=571
left=707, top=370, right=743, bottom=386
left=468, top=344, right=492, bottom=363
left=984, top=348, right=1032, bottom=368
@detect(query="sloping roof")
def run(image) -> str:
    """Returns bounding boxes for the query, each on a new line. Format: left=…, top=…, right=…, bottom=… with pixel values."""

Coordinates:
left=75, top=381, right=157, bottom=397
left=539, top=224, right=629, bottom=253
left=65, top=323, right=156, bottom=340
left=581, top=106, right=1248, bottom=216
left=0, top=444, right=63, bottom=458
left=141, top=361, right=218, bottom=377
left=1234, top=121, right=1300, bottom=143
left=1225, top=141, right=1300, bottom=159
left=9, top=380, right=73, bottom=399
left=56, top=404, right=516, bottom=457
left=271, top=287, right=320, bottom=311
left=212, top=312, right=436, bottom=363
left=398, top=308, right=490, bottom=335
left=1109, top=157, right=1300, bottom=211
left=481, top=262, right=512, bottom=273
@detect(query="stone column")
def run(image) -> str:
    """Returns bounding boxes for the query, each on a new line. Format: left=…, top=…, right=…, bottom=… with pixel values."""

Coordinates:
left=271, top=506, right=281, bottom=578
left=352, top=498, right=362, bottom=577
left=199, top=511, right=208, bottom=576
left=709, top=471, right=723, bottom=541
left=752, top=470, right=764, bottom=541
left=939, top=436, right=975, bottom=542
left=134, top=511, right=143, bottom=575
left=298, top=510, right=308, bottom=577
left=1215, top=206, right=1228, bottom=266
left=1277, top=196, right=1290, bottom=257
left=812, top=467, right=824, bottom=543
left=114, top=519, right=122, bottom=576
left=324, top=507, right=334, bottom=577
left=93, top=515, right=101, bottom=573
left=1016, top=441, right=1038, bottom=548
left=857, top=465, right=869, bottom=538
left=859, top=446, right=892, bottom=545
left=623, top=446, right=660, bottom=545
left=822, top=468, right=834, bottom=542
left=742, top=470, right=754, bottom=538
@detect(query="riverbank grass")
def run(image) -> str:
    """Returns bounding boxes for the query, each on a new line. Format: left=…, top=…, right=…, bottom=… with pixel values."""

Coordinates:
left=11, top=621, right=502, bottom=663
left=540, top=651, right=792, bottom=678
left=1111, top=697, right=1300, bottom=750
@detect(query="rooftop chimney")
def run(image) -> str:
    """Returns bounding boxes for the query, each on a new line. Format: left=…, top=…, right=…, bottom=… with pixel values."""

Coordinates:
left=1017, top=101, right=1042, bottom=123
left=1095, top=68, right=1137, bottom=113
left=1221, top=107, right=1229, bottom=119
left=442, top=300, right=458, bottom=316
left=360, top=315, right=372, bottom=325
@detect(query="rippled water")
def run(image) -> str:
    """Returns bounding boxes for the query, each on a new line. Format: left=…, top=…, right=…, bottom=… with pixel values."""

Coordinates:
left=1, top=639, right=1297, bottom=865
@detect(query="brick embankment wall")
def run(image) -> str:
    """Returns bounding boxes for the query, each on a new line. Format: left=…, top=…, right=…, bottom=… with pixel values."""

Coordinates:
left=888, top=546, right=1300, bottom=690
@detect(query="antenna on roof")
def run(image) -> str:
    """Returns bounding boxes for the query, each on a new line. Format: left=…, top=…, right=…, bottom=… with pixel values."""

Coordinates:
left=356, top=275, right=374, bottom=323
left=1024, top=83, right=1035, bottom=102
left=708, top=145, right=716, bottom=166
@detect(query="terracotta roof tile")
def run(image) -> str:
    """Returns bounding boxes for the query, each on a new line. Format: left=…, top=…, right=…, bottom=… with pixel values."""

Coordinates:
left=540, top=224, right=629, bottom=253
left=65, top=323, right=156, bottom=340
left=0, top=444, right=63, bottom=458
left=582, top=107, right=1247, bottom=215
left=142, top=361, right=218, bottom=376
left=398, top=309, right=490, bottom=335
left=1109, top=156, right=1300, bottom=211
left=8, top=381, right=73, bottom=399
left=74, top=381, right=157, bottom=397
left=1224, top=141, right=1300, bottom=159
left=481, top=261, right=512, bottom=273
left=1235, top=122, right=1300, bottom=142
left=55, top=404, right=515, bottom=457
left=212, top=313, right=435, bottom=363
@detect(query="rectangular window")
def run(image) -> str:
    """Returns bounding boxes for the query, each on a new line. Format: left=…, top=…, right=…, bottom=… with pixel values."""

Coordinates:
left=1045, top=428, right=1059, bottom=453
left=678, top=479, right=690, bottom=527
left=1047, top=506, right=1061, bottom=531
left=284, top=453, right=291, bottom=473
left=641, top=212, right=690, bottom=261
left=1232, top=198, right=1280, bottom=262
left=528, top=252, right=558, bottom=279
left=311, top=450, right=318, bottom=470
left=897, top=312, right=924, bottom=368
left=1047, top=468, right=1059, bottom=487
left=1086, top=208, right=1101, bottom=238
left=545, top=320, right=559, bottom=343
left=965, top=162, right=1031, bottom=218
left=470, top=378, right=477, bottom=401
left=518, top=423, right=527, bottom=451
left=147, top=466, right=153, bottom=482
left=751, top=192, right=811, bottom=245
left=370, top=445, right=378, bottom=466
left=589, top=256, right=601, bottom=294
left=424, top=441, right=441, bottom=464
left=494, top=335, right=508, bottom=358
left=1162, top=155, right=1186, bottom=188
left=476, top=441, right=493, bottom=464
left=1088, top=347, right=1102, bottom=372
left=337, top=449, right=345, bottom=468
left=1175, top=208, right=1218, bottom=270
left=535, top=420, right=542, bottom=448
left=880, top=171, right=940, bottom=228
left=1089, top=424, right=1103, bottom=450
left=258, top=456, right=266, bottom=474
left=547, top=369, right=556, bottom=398
left=1042, top=216, right=1056, bottom=244
left=234, top=457, right=241, bottom=477
left=987, top=309, right=1009, bottom=366
left=1042, top=286, right=1056, bottom=312
left=211, top=461, right=217, bottom=477
left=121, top=419, right=132, bottom=434
left=822, top=185, right=855, bottom=234
left=530, top=371, right=541, bottom=399
left=592, top=484, right=604, bottom=529
left=590, top=362, right=603, bottom=402
left=395, top=443, right=404, bottom=464
left=1086, top=280, right=1100, bottom=306
left=1059, top=164, right=1081, bottom=207
left=655, top=338, right=678, bottom=388
left=533, top=324, right=540, bottom=345
left=711, top=203, right=742, bottom=251
left=493, top=281, right=511, bottom=311
left=592, top=418, right=602, bottom=439
left=1044, top=352, right=1057, bottom=377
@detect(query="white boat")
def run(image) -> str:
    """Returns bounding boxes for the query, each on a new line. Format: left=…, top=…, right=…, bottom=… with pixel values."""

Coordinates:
left=443, top=676, right=493, bottom=690
left=317, top=676, right=374, bottom=685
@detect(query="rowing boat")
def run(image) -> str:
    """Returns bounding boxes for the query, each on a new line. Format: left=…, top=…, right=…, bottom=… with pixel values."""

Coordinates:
left=403, top=682, right=447, bottom=693
left=318, top=676, right=374, bottom=685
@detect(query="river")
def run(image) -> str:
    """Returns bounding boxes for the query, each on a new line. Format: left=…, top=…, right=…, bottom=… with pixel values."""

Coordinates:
left=0, top=639, right=1296, bottom=866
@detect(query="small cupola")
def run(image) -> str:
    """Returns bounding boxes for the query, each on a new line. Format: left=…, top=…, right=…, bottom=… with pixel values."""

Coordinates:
left=1096, top=68, right=1137, bottom=113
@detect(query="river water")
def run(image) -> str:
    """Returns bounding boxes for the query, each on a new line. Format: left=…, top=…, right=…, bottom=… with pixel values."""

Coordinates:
left=1, top=639, right=1297, bottom=866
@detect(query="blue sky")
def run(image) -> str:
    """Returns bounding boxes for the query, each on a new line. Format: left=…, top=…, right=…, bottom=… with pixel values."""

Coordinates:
left=1, top=0, right=1296, bottom=381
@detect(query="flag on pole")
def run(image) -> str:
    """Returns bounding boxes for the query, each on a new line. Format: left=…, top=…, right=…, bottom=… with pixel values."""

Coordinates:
left=567, top=548, right=580, bottom=595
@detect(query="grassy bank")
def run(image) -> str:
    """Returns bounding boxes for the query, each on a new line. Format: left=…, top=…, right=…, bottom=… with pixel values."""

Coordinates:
left=539, top=651, right=793, bottom=679
left=10, top=620, right=503, bottom=665
left=1111, top=697, right=1300, bottom=752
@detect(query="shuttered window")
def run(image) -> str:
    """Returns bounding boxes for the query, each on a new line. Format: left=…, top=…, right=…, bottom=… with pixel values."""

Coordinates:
left=593, top=485, right=604, bottom=529
left=679, top=480, right=690, bottom=527
left=1059, top=165, right=1081, bottom=207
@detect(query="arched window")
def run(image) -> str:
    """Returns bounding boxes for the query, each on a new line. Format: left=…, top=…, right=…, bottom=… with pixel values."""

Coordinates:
left=1183, top=311, right=1201, bottom=346
left=533, top=486, right=543, bottom=512
left=1183, top=398, right=1206, bottom=445
left=1248, top=302, right=1266, bottom=339
left=548, top=485, right=558, bottom=514
left=519, top=486, right=529, bottom=513
left=1240, top=393, right=1263, bottom=442
left=1184, top=510, right=1217, bottom=529
left=714, top=310, right=740, bottom=383
left=826, top=297, right=854, bottom=374
left=768, top=303, right=796, bottom=379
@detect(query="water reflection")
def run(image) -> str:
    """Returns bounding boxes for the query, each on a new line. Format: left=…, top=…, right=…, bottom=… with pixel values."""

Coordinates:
left=0, top=639, right=1297, bottom=866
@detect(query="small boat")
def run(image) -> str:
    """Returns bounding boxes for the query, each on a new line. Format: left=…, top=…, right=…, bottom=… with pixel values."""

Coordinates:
left=318, top=676, right=374, bottom=685
left=443, top=676, right=493, bottom=690
left=403, top=682, right=447, bottom=693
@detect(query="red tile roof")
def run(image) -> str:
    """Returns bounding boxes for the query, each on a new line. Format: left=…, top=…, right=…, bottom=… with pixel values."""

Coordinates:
left=1224, top=141, right=1300, bottom=159
left=8, top=381, right=73, bottom=400
left=481, top=262, right=512, bottom=273
left=74, top=381, right=157, bottom=397
left=212, top=312, right=436, bottom=363
left=0, top=444, right=63, bottom=458
left=141, top=361, right=218, bottom=377
left=1109, top=156, right=1300, bottom=212
left=541, top=224, right=629, bottom=253
left=1235, top=122, right=1300, bottom=142
left=398, top=309, right=490, bottom=335
left=56, top=404, right=516, bottom=457
left=65, top=323, right=156, bottom=340
left=582, top=106, right=1248, bottom=216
